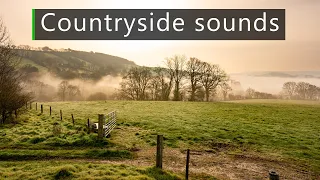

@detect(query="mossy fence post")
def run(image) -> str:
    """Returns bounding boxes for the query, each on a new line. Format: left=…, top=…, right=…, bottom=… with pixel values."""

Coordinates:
left=185, top=149, right=190, bottom=180
left=98, top=114, right=105, bottom=140
left=41, top=104, right=43, bottom=114
left=60, top=110, right=63, bottom=121
left=50, top=106, right=52, bottom=116
left=36, top=103, right=37, bottom=110
left=156, top=135, right=163, bottom=169
left=269, top=170, right=279, bottom=180
left=87, top=118, right=90, bottom=134
left=71, top=114, right=74, bottom=126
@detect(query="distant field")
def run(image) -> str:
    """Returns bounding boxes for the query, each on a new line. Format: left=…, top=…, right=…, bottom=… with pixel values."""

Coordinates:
left=229, top=99, right=320, bottom=105
left=1, top=100, right=319, bottom=179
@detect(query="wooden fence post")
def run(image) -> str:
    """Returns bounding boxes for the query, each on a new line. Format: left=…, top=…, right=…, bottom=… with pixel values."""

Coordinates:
left=269, top=170, right=279, bottom=180
left=186, top=149, right=190, bottom=180
left=71, top=114, right=74, bottom=126
left=60, top=110, right=63, bottom=121
left=50, top=106, right=52, bottom=116
left=156, top=135, right=163, bottom=169
left=36, top=103, right=37, bottom=110
left=87, top=118, right=90, bottom=134
left=98, top=114, right=105, bottom=140
left=41, top=105, right=43, bottom=114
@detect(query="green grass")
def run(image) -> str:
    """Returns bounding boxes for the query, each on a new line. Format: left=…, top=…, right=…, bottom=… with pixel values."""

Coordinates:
left=0, top=161, right=181, bottom=180
left=19, top=57, right=48, bottom=72
left=0, top=149, right=132, bottom=160
left=229, top=99, right=320, bottom=105
left=43, top=100, right=320, bottom=171
left=0, top=111, right=112, bottom=149
left=1, top=99, right=320, bottom=176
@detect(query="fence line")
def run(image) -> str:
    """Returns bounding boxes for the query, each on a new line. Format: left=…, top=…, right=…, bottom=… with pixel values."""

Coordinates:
left=27, top=102, right=117, bottom=138
left=23, top=102, right=281, bottom=179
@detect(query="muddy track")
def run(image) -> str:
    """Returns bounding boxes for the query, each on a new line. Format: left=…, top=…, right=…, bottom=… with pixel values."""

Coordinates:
left=18, top=148, right=313, bottom=180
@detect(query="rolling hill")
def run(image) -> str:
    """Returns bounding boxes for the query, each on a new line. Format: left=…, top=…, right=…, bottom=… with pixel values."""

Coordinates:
left=18, top=48, right=136, bottom=80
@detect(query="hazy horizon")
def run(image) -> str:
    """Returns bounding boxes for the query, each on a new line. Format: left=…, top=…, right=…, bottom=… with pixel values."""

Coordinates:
left=1, top=0, right=320, bottom=73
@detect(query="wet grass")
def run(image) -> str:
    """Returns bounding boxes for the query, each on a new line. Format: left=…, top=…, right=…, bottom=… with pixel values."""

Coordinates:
left=0, top=149, right=132, bottom=160
left=0, top=161, right=181, bottom=180
left=42, top=100, right=320, bottom=172
left=1, top=99, right=320, bottom=176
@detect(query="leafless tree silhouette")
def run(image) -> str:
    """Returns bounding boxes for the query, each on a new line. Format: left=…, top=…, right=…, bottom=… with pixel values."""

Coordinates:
left=0, top=17, right=31, bottom=124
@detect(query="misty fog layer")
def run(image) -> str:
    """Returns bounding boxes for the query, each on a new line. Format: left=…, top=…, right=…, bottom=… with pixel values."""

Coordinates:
left=231, top=75, right=320, bottom=94
left=30, top=73, right=122, bottom=100
left=29, top=72, right=320, bottom=101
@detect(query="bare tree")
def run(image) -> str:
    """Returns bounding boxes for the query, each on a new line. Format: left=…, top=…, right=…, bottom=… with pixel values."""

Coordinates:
left=150, top=67, right=173, bottom=101
left=119, top=66, right=152, bottom=100
left=282, top=82, right=296, bottom=99
left=25, top=80, right=55, bottom=101
left=296, top=82, right=309, bottom=100
left=0, top=18, right=9, bottom=44
left=200, top=62, right=227, bottom=102
left=304, top=83, right=318, bottom=100
left=220, top=82, right=232, bottom=101
left=316, top=87, right=320, bottom=101
left=281, top=81, right=320, bottom=101
left=149, top=68, right=162, bottom=100
left=245, top=88, right=256, bottom=99
left=67, top=84, right=81, bottom=101
left=186, top=57, right=203, bottom=101
left=0, top=18, right=31, bottom=123
left=139, top=67, right=152, bottom=100
left=119, top=81, right=136, bottom=100
left=57, top=81, right=82, bottom=101
left=165, top=55, right=186, bottom=101
left=58, top=81, right=69, bottom=101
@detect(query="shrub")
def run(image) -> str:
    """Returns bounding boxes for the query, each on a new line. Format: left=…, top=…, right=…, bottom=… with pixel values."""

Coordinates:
left=87, top=92, right=107, bottom=101
left=54, top=166, right=76, bottom=180
left=140, top=167, right=181, bottom=180
left=53, top=123, right=62, bottom=136
left=29, top=137, right=46, bottom=144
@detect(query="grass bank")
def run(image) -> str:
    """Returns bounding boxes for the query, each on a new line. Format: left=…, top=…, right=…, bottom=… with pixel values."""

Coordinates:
left=0, top=161, right=181, bottom=180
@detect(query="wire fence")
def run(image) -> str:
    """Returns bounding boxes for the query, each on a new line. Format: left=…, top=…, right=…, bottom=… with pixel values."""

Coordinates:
left=25, top=102, right=117, bottom=137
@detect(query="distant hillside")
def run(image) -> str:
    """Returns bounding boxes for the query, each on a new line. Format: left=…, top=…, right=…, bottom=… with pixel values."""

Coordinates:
left=17, top=48, right=136, bottom=80
left=232, top=71, right=320, bottom=79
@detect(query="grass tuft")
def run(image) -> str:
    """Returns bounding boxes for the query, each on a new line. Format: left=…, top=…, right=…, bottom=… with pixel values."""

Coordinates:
left=54, top=166, right=75, bottom=180
left=139, top=167, right=182, bottom=180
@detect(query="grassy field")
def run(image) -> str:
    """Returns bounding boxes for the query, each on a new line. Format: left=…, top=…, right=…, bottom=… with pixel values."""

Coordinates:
left=1, top=99, right=320, bottom=179
left=0, top=161, right=180, bottom=180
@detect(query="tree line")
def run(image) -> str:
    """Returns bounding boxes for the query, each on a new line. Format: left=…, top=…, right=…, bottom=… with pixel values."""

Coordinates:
left=282, top=81, right=320, bottom=100
left=25, top=79, right=111, bottom=102
left=245, top=88, right=275, bottom=99
left=118, top=55, right=229, bottom=101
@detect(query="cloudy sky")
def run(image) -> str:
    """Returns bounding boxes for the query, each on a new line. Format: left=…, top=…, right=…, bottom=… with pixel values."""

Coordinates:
left=0, top=0, right=319, bottom=73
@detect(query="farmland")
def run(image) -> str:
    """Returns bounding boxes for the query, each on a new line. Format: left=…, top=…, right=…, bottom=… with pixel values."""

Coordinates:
left=1, top=100, right=320, bottom=179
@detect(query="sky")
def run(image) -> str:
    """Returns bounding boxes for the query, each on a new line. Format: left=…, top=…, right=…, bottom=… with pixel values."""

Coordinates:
left=0, top=0, right=319, bottom=73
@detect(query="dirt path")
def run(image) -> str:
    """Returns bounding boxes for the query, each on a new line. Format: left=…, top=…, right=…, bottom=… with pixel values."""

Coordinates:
left=71, top=148, right=314, bottom=180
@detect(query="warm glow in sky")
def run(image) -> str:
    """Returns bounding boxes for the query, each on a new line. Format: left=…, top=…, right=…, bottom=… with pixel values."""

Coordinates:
left=0, top=0, right=319, bottom=73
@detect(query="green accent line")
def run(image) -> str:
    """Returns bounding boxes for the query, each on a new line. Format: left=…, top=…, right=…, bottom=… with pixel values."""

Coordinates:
left=32, top=9, right=35, bottom=40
